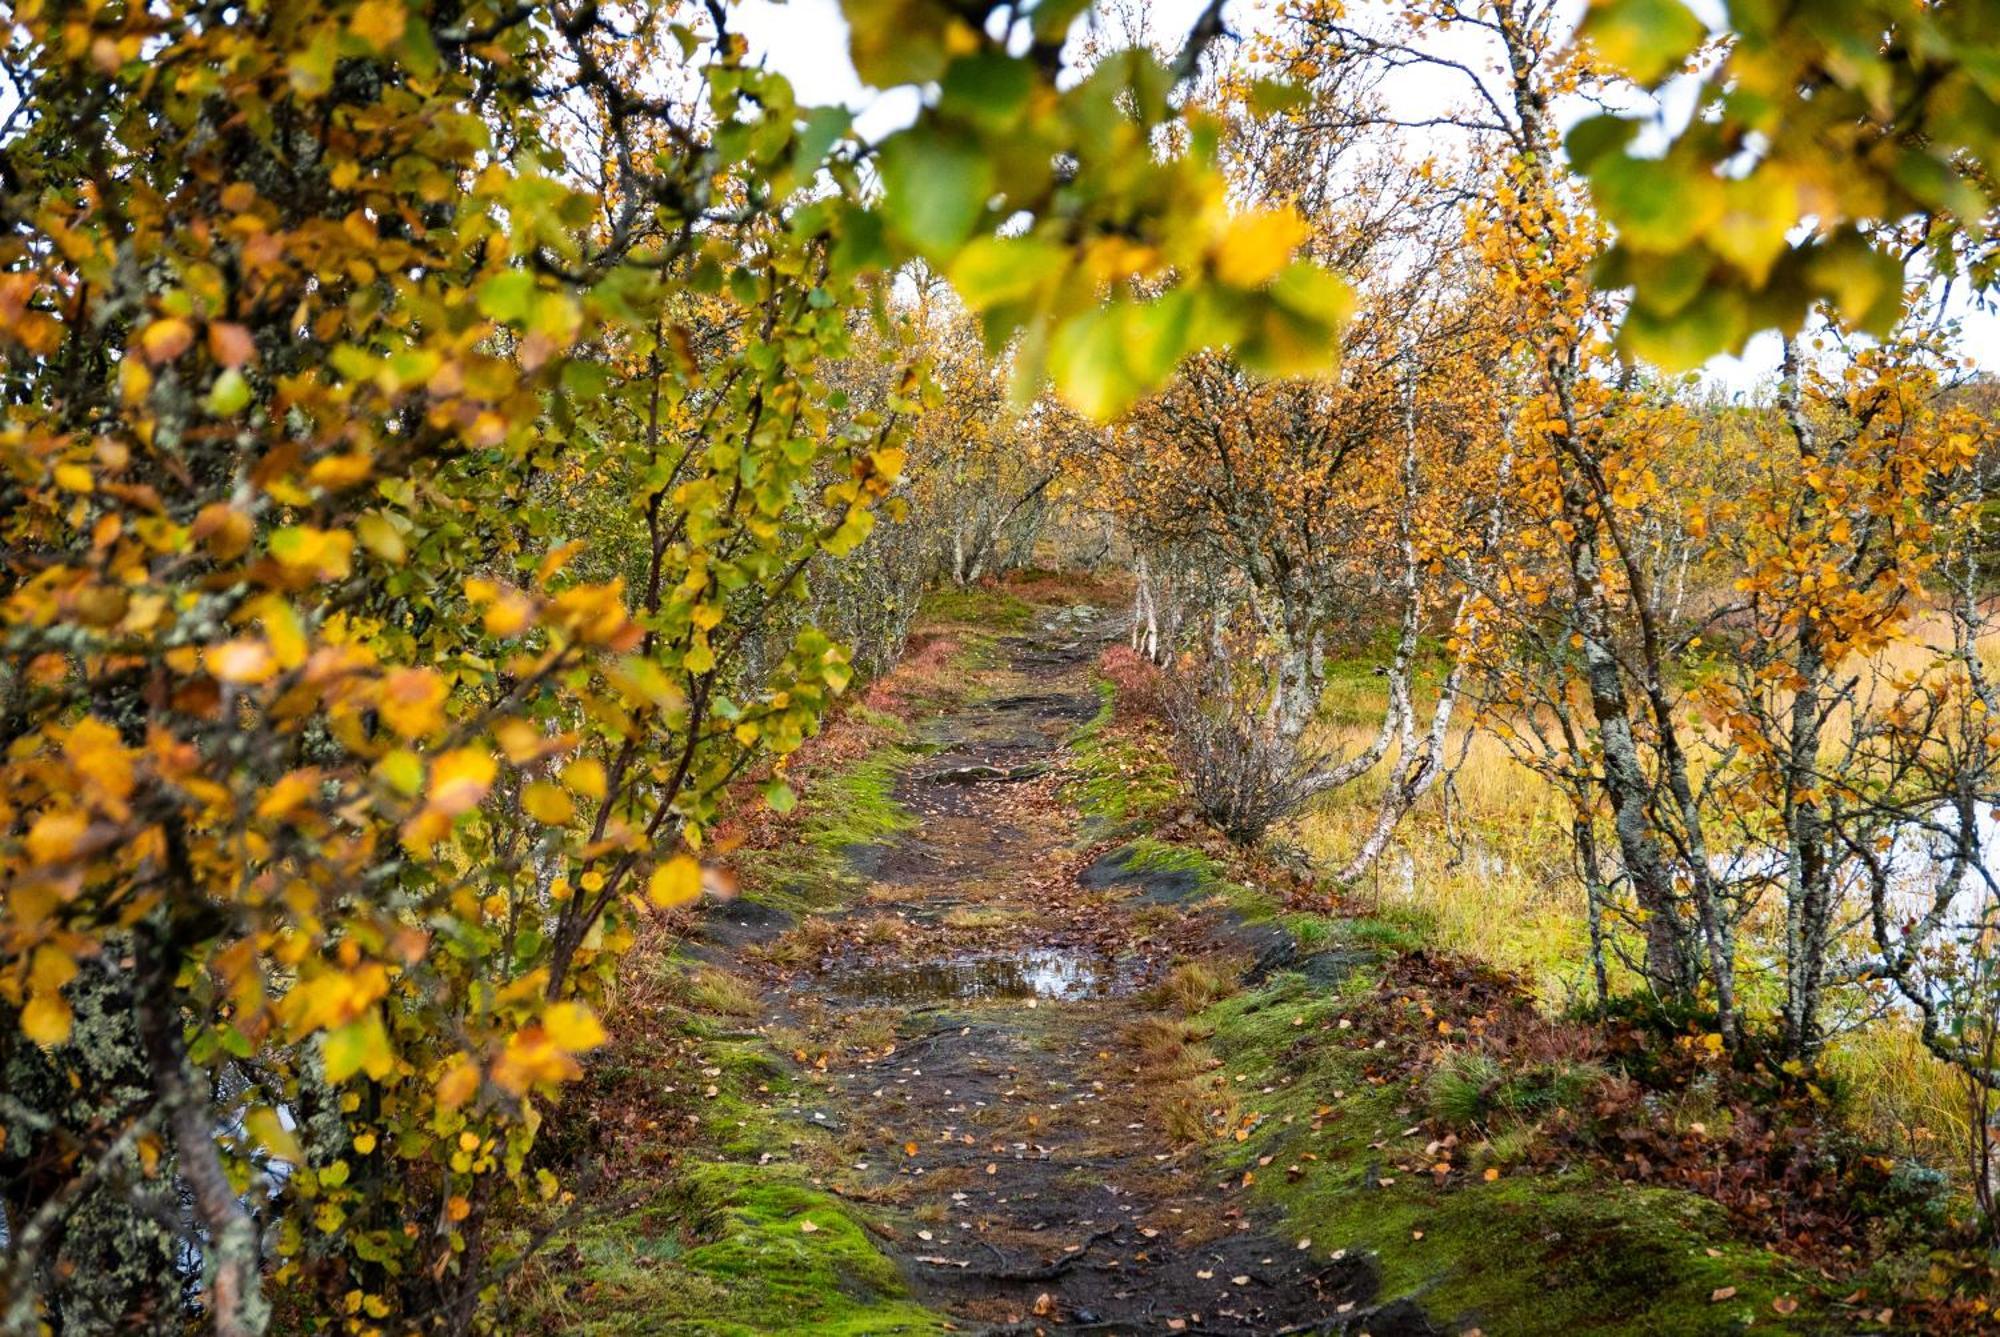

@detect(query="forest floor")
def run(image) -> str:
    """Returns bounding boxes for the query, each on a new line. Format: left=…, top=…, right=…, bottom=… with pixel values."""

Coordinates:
left=514, top=581, right=1969, bottom=1335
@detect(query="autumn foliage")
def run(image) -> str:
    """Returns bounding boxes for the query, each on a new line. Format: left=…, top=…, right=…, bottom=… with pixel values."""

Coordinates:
left=0, top=0, right=1349, bottom=1329
left=4, top=0, right=2000, bottom=1330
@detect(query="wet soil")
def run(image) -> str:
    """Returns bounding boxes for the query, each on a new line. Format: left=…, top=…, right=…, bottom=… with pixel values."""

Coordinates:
left=744, top=611, right=1435, bottom=1335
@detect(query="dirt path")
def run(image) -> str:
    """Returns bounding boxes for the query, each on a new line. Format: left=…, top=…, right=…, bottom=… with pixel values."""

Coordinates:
left=535, top=599, right=1832, bottom=1334
left=751, top=608, right=1429, bottom=1335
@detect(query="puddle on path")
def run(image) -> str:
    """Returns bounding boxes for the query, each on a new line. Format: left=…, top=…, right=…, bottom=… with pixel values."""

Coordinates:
left=826, top=947, right=1119, bottom=1005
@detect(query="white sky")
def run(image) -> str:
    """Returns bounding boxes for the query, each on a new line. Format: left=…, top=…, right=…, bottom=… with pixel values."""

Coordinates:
left=731, top=0, right=1998, bottom=395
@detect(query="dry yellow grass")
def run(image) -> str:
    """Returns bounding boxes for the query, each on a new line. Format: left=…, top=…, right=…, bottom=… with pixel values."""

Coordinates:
left=1292, top=720, right=1599, bottom=999
left=1827, top=1021, right=1982, bottom=1172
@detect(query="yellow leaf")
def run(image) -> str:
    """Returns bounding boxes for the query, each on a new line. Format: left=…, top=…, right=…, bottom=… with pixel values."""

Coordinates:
left=647, top=854, right=702, bottom=909
left=1212, top=208, right=1312, bottom=288
left=64, top=720, right=134, bottom=816
left=379, top=668, right=448, bottom=740
left=30, top=944, right=77, bottom=996
left=481, top=588, right=535, bottom=638
left=21, top=991, right=73, bottom=1047
left=564, top=758, right=607, bottom=799
left=268, top=525, right=354, bottom=581
left=521, top=781, right=573, bottom=825
left=140, top=317, right=194, bottom=364
left=544, top=1002, right=607, bottom=1053
left=351, top=0, right=408, bottom=51
left=352, top=1132, right=378, bottom=1155
left=436, top=1055, right=481, bottom=1109
left=247, top=1105, right=304, bottom=1162
left=255, top=597, right=309, bottom=669
left=870, top=446, right=907, bottom=482
left=25, top=809, right=89, bottom=865
left=256, top=769, right=319, bottom=821
left=492, top=1028, right=582, bottom=1092
left=208, top=638, right=277, bottom=684
left=428, top=748, right=497, bottom=816
left=355, top=512, right=407, bottom=563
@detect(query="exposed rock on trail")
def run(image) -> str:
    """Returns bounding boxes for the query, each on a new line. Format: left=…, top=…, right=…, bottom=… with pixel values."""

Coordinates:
left=756, top=610, right=1432, bottom=1335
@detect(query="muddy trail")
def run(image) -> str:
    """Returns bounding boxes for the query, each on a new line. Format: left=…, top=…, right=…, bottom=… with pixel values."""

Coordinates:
left=725, top=608, right=1433, bottom=1336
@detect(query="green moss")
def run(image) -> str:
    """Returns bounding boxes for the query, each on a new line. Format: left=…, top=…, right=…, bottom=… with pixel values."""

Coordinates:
left=843, top=702, right=914, bottom=739
left=735, top=745, right=918, bottom=911
left=524, top=1165, right=941, bottom=1336
left=1282, top=912, right=1338, bottom=950
left=1344, top=910, right=1433, bottom=955
left=1218, top=880, right=1280, bottom=922
left=1122, top=835, right=1217, bottom=877
left=917, top=584, right=1035, bottom=630
left=1064, top=683, right=1181, bottom=833
left=1193, top=969, right=1822, bottom=1334
left=522, top=991, right=937, bottom=1335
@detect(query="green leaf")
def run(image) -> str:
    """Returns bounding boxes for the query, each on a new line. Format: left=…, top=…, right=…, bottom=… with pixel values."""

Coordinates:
left=205, top=368, right=251, bottom=417
left=1592, top=153, right=1721, bottom=252
left=1619, top=283, right=1749, bottom=369
left=1050, top=304, right=1144, bottom=422
left=949, top=235, right=1067, bottom=310
left=845, top=0, right=955, bottom=86
left=940, top=53, right=1035, bottom=133
left=477, top=270, right=535, bottom=324
left=791, top=106, right=852, bottom=182
left=1029, top=0, right=1092, bottom=42
left=1806, top=233, right=1908, bottom=335
left=322, top=1011, right=393, bottom=1083
left=1580, top=0, right=1707, bottom=84
left=1564, top=114, right=1639, bottom=173
left=1246, top=78, right=1311, bottom=116
left=877, top=131, right=994, bottom=256
left=1267, top=262, right=1354, bottom=329
left=1707, top=174, right=1800, bottom=285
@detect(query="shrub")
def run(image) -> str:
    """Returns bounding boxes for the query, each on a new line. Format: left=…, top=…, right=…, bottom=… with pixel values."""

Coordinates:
left=1161, top=664, right=1334, bottom=844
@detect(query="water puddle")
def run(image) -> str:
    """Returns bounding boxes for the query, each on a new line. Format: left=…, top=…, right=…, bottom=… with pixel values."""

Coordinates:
left=827, top=948, right=1116, bottom=1005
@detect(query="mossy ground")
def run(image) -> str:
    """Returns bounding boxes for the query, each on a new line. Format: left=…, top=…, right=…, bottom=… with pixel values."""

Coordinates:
left=524, top=1162, right=941, bottom=1336
left=730, top=743, right=921, bottom=913
left=1193, top=969, right=1819, bottom=1333
left=1067, top=673, right=1831, bottom=1335
left=1063, top=682, right=1179, bottom=835
left=513, top=617, right=999, bottom=1334
left=518, top=885, right=943, bottom=1333
left=916, top=582, right=1035, bottom=631
left=518, top=578, right=1136, bottom=1335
